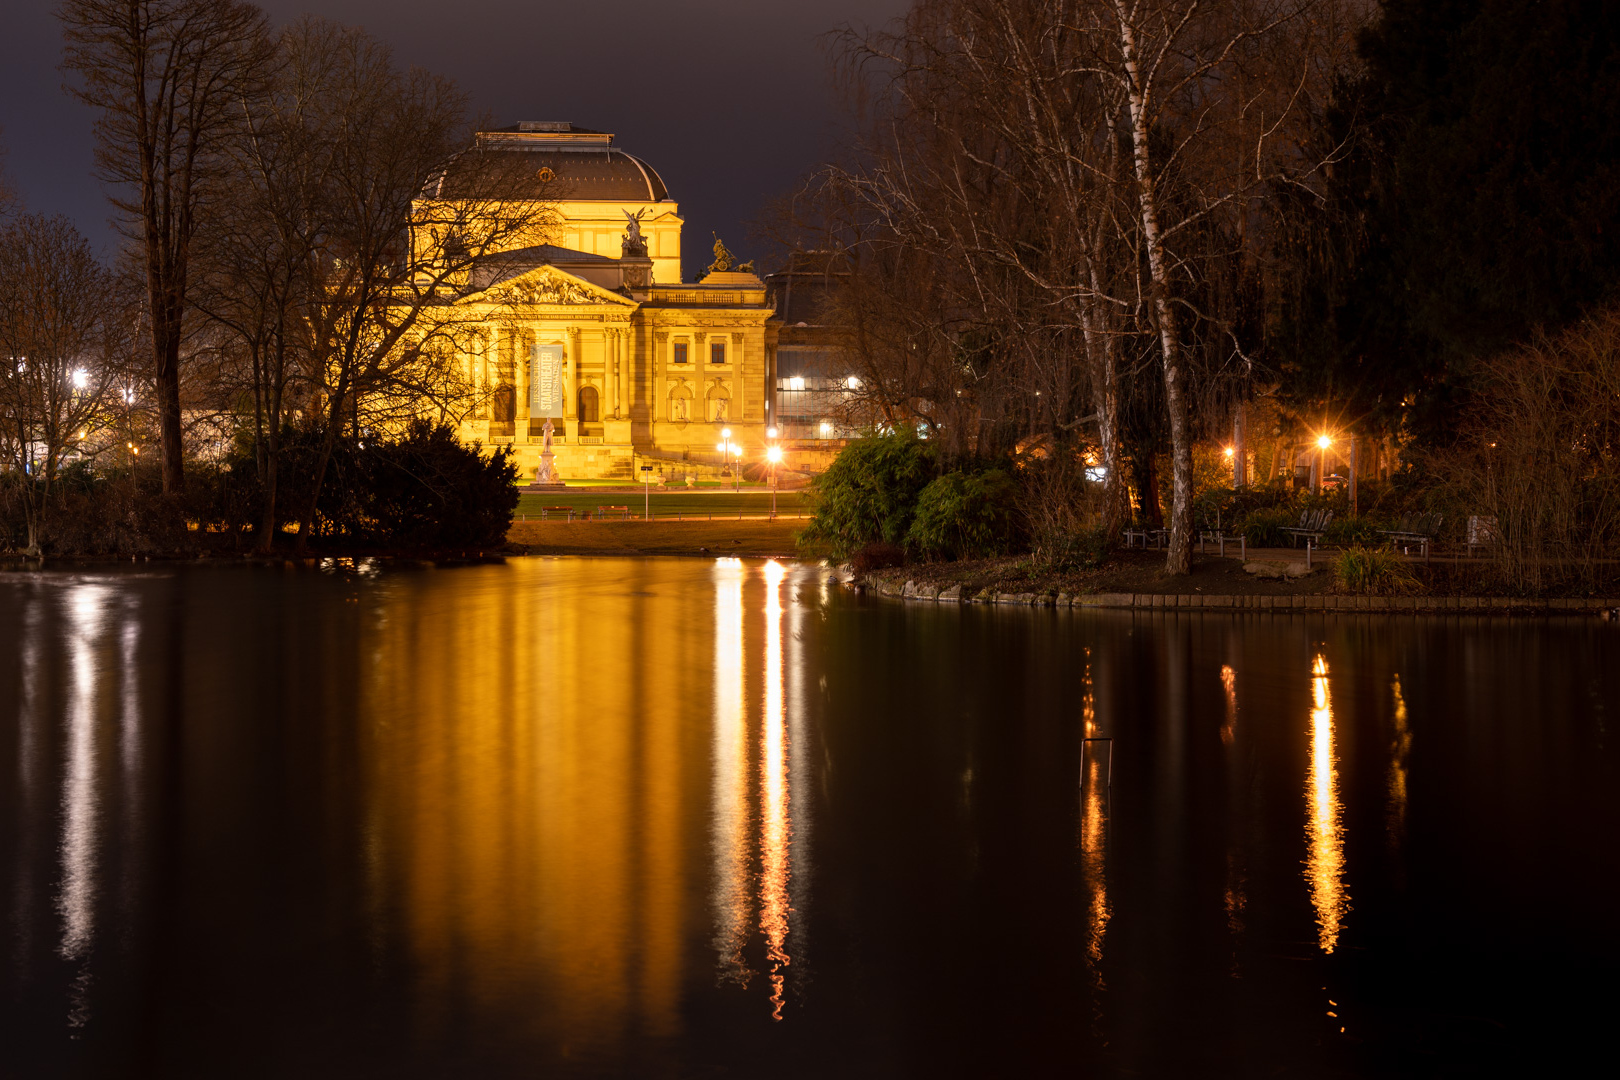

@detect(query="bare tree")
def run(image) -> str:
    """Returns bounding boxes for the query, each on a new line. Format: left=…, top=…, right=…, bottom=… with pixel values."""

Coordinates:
left=59, top=0, right=270, bottom=495
left=820, top=0, right=1363, bottom=569
left=286, top=27, right=557, bottom=548
left=192, top=14, right=339, bottom=551
left=0, top=215, right=130, bottom=554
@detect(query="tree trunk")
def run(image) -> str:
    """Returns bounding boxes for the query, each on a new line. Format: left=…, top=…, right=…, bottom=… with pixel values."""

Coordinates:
left=148, top=259, right=188, bottom=495
left=1116, top=4, right=1194, bottom=574
left=1135, top=453, right=1166, bottom=530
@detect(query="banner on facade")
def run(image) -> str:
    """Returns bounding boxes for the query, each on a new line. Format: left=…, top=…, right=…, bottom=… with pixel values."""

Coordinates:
left=530, top=343, right=565, bottom=418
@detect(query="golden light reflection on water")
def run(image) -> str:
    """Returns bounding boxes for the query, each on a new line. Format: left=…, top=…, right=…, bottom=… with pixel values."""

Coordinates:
left=353, top=557, right=808, bottom=1051
left=1078, top=651, right=1109, bottom=973
left=1389, top=675, right=1411, bottom=847
left=1220, top=663, right=1237, bottom=746
left=759, top=560, right=792, bottom=1020
left=1305, top=654, right=1350, bottom=953
left=358, top=560, right=706, bottom=1052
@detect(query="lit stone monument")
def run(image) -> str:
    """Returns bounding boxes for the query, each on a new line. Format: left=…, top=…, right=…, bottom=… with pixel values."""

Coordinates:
left=524, top=341, right=567, bottom=492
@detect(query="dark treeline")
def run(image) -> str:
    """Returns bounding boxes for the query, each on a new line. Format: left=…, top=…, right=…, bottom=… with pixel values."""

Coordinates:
left=772, top=0, right=1620, bottom=585
left=1, top=1, right=545, bottom=557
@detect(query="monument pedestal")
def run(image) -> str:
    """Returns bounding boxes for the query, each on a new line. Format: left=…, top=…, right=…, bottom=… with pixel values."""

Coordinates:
left=522, top=418, right=567, bottom=492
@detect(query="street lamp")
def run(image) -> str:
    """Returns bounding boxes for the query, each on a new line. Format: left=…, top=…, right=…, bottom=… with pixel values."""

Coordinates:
left=1316, top=433, right=1332, bottom=495
left=719, top=426, right=737, bottom=490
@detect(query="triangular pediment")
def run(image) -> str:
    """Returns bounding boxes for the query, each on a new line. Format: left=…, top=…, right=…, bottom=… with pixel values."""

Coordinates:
left=461, top=262, right=637, bottom=307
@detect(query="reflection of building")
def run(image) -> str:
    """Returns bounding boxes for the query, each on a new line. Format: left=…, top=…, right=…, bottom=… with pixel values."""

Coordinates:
left=764, top=253, right=860, bottom=456
left=425, top=122, right=780, bottom=480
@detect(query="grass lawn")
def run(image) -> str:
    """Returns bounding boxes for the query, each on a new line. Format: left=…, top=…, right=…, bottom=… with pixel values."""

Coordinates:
left=507, top=517, right=803, bottom=557
left=515, top=489, right=809, bottom=519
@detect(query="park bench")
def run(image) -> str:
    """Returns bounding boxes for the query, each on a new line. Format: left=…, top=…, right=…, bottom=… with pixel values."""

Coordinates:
left=1199, top=531, right=1247, bottom=560
left=1281, top=509, right=1334, bottom=547
left=1122, top=526, right=1169, bottom=549
left=593, top=505, right=631, bottom=521
left=539, top=506, right=575, bottom=521
left=1379, top=512, right=1444, bottom=560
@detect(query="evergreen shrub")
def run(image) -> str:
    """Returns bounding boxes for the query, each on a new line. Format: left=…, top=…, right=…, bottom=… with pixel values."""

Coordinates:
left=800, top=431, right=938, bottom=559
left=906, top=469, right=1019, bottom=560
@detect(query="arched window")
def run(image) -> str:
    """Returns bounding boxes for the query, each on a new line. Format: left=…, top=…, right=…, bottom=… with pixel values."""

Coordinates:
left=578, top=385, right=600, bottom=423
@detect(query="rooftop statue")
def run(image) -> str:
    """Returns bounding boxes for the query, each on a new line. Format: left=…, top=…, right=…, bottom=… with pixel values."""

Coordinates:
left=621, top=208, right=648, bottom=258
left=708, top=232, right=735, bottom=274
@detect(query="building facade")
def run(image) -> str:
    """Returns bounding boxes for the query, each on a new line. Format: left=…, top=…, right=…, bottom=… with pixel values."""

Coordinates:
left=427, top=122, right=780, bottom=481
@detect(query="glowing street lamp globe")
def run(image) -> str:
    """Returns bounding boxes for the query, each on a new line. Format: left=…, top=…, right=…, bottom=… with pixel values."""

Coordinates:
left=1317, top=434, right=1332, bottom=449
left=767, top=446, right=783, bottom=464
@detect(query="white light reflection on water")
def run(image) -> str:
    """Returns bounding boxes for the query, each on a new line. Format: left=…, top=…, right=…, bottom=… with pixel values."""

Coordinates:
left=710, top=559, right=752, bottom=985
left=759, top=561, right=792, bottom=1019
left=58, top=587, right=106, bottom=964
left=58, top=585, right=108, bottom=1030
left=1305, top=654, right=1349, bottom=954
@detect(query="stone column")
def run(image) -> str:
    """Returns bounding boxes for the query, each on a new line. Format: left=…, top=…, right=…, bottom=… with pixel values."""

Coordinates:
left=565, top=326, right=580, bottom=424
left=517, top=327, right=532, bottom=427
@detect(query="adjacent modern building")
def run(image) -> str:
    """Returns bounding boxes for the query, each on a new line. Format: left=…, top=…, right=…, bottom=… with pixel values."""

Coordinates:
left=763, top=252, right=861, bottom=450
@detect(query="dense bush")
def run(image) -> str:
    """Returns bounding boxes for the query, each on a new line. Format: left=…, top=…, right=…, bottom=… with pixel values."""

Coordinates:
left=1, top=421, right=517, bottom=556
left=1333, top=546, right=1424, bottom=595
left=850, top=541, right=906, bottom=575
left=1016, top=445, right=1108, bottom=560
left=1322, top=515, right=1384, bottom=547
left=1240, top=507, right=1300, bottom=546
left=906, top=469, right=1019, bottom=560
left=348, top=421, right=518, bottom=548
left=1035, top=526, right=1112, bottom=571
left=800, top=431, right=938, bottom=559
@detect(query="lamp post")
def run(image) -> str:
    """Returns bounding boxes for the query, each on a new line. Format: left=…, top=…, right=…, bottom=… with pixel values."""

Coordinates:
left=1316, top=433, right=1331, bottom=495
left=766, top=426, right=781, bottom=518
left=716, top=427, right=738, bottom=491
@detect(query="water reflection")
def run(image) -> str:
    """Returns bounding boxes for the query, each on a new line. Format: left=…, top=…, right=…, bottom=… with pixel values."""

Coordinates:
left=759, top=561, right=791, bottom=1019
left=1220, top=663, right=1237, bottom=746
left=58, top=587, right=106, bottom=968
left=1305, top=654, right=1350, bottom=954
left=1389, top=675, right=1412, bottom=848
left=1078, top=650, right=1109, bottom=973
left=711, top=559, right=752, bottom=986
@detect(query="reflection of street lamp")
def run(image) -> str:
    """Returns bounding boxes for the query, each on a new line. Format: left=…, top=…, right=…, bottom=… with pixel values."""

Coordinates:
left=1316, top=433, right=1331, bottom=494
left=766, top=426, right=782, bottom=517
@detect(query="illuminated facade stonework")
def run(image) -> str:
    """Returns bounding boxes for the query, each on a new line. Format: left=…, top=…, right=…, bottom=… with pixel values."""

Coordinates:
left=427, top=122, right=779, bottom=481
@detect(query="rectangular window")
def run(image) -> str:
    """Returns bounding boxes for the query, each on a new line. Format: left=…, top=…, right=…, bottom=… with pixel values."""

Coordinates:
left=673, top=341, right=688, bottom=365
left=711, top=341, right=726, bottom=366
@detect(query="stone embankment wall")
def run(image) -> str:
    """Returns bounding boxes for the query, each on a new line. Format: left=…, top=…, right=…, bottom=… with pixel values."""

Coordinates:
left=857, top=575, right=1619, bottom=616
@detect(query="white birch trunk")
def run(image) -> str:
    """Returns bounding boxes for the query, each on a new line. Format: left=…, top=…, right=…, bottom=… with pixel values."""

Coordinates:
left=1115, top=1, right=1195, bottom=574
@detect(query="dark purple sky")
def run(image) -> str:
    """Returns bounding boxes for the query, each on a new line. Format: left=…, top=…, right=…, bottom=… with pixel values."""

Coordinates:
left=0, top=0, right=907, bottom=276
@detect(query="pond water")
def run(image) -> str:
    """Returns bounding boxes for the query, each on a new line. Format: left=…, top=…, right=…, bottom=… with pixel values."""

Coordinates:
left=1, top=558, right=1615, bottom=1077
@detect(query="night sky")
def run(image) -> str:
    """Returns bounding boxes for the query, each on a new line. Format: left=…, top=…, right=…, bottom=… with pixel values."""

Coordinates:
left=0, top=0, right=908, bottom=275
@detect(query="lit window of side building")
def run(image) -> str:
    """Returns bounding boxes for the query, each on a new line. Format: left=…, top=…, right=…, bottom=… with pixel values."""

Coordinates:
left=764, top=253, right=863, bottom=454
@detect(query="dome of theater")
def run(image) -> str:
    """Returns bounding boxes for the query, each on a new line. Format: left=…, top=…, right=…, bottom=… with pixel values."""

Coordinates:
left=433, top=122, right=670, bottom=202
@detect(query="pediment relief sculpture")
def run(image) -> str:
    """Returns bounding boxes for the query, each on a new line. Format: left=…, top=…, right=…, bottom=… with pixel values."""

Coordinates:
left=499, top=276, right=597, bottom=306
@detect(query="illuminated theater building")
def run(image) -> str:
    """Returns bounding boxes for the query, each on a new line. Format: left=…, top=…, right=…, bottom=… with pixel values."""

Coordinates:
left=426, top=121, right=779, bottom=481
